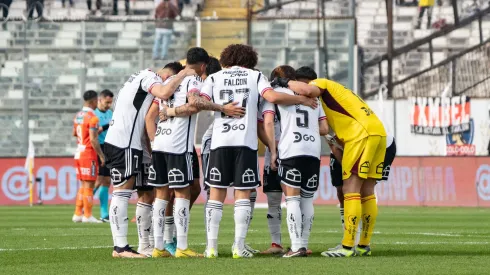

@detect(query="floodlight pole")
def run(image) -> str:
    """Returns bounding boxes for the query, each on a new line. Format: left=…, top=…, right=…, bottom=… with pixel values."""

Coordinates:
left=386, top=0, right=393, bottom=98
left=22, top=20, right=29, bottom=155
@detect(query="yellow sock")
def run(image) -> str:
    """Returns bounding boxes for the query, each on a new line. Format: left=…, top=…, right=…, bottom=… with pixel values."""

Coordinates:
left=341, top=193, right=361, bottom=248
left=359, top=195, right=378, bottom=246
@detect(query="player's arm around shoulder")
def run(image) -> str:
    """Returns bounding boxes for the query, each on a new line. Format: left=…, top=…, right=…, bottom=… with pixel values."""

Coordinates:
left=262, top=86, right=318, bottom=109
left=270, top=77, right=322, bottom=98
left=150, top=68, right=196, bottom=100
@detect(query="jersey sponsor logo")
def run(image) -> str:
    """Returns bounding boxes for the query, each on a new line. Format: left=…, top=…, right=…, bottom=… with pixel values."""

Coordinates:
left=476, top=164, right=490, bottom=201
left=222, top=123, right=245, bottom=133
left=293, top=132, right=315, bottom=143
left=285, top=168, right=301, bottom=183
left=409, top=95, right=471, bottom=136
left=209, top=167, right=221, bottom=182
left=155, top=127, right=172, bottom=136
left=242, top=169, right=256, bottom=184
left=168, top=168, right=184, bottom=183
left=446, top=118, right=475, bottom=156
left=111, top=168, right=122, bottom=183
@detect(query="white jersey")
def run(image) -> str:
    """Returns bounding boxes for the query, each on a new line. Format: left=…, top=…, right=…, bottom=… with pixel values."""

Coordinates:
left=263, top=87, right=326, bottom=160
left=258, top=104, right=281, bottom=167
left=200, top=66, right=272, bottom=150
left=201, top=121, right=214, bottom=155
left=153, top=75, right=202, bottom=154
left=105, top=69, right=162, bottom=151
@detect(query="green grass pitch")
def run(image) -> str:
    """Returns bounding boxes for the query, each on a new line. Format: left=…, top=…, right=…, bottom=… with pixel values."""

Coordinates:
left=1, top=205, right=489, bottom=274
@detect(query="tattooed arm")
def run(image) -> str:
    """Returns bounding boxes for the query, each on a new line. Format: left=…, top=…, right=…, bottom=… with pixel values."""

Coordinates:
left=185, top=90, right=246, bottom=117
left=161, top=103, right=200, bottom=120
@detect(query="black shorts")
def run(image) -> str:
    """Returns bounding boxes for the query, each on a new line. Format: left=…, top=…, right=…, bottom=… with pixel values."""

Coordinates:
left=104, top=143, right=142, bottom=187
left=263, top=165, right=281, bottom=193
left=148, top=151, right=194, bottom=188
left=381, top=140, right=397, bottom=181
left=98, top=143, right=110, bottom=177
left=192, top=147, right=200, bottom=179
left=135, top=163, right=154, bottom=191
left=330, top=153, right=343, bottom=187
left=278, top=156, right=320, bottom=197
left=201, top=153, right=210, bottom=191
left=205, top=147, right=260, bottom=190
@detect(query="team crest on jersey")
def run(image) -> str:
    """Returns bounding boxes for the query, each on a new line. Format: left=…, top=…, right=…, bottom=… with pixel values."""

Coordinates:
left=168, top=168, right=184, bottom=183
left=360, top=161, right=370, bottom=174
left=306, top=174, right=318, bottom=188
left=111, top=168, right=122, bottom=183
left=242, top=169, right=256, bottom=184
left=209, top=168, right=221, bottom=182
left=285, top=169, right=301, bottom=183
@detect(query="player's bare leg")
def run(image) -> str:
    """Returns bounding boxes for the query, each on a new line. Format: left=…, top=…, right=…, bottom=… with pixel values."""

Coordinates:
left=190, top=179, right=201, bottom=209
left=152, top=186, right=171, bottom=258
left=355, top=178, right=377, bottom=256
left=136, top=190, right=154, bottom=257
left=204, top=187, right=227, bottom=258
left=111, top=176, right=146, bottom=258
left=322, top=175, right=363, bottom=257
left=173, top=186, right=202, bottom=258
left=282, top=183, right=307, bottom=258
left=81, top=180, right=101, bottom=223
left=163, top=190, right=176, bottom=256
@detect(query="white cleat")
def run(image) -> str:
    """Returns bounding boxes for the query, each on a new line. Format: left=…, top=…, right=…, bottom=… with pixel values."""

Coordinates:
left=327, top=244, right=343, bottom=251
left=232, top=244, right=254, bottom=259
left=82, top=216, right=103, bottom=223
left=72, top=214, right=82, bottom=223
left=137, top=245, right=153, bottom=257
left=204, top=247, right=218, bottom=258
left=244, top=243, right=260, bottom=254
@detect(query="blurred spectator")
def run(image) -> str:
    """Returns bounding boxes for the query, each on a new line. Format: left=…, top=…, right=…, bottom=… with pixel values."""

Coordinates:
left=62, top=0, right=74, bottom=8
left=87, top=0, right=101, bottom=15
left=27, top=0, right=43, bottom=19
left=415, top=0, right=435, bottom=29
left=113, top=0, right=129, bottom=15
left=153, top=0, right=178, bottom=60
left=1, top=0, right=13, bottom=19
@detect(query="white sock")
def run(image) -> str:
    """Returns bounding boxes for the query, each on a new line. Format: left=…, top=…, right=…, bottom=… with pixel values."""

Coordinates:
left=249, top=191, right=257, bottom=225
left=300, top=194, right=314, bottom=249
left=164, top=216, right=175, bottom=244
left=136, top=202, right=152, bottom=250
left=340, top=207, right=345, bottom=230
left=110, top=190, right=132, bottom=248
left=355, top=221, right=362, bottom=246
left=174, top=198, right=190, bottom=250
left=152, top=198, right=168, bottom=250
left=285, top=196, right=302, bottom=252
left=266, top=192, right=282, bottom=245
left=234, top=199, right=251, bottom=251
left=206, top=200, right=223, bottom=251
left=149, top=208, right=154, bottom=247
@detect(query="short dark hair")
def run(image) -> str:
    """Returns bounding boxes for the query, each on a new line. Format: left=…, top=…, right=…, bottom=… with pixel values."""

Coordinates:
left=83, top=90, right=98, bottom=101
left=99, top=89, right=114, bottom=98
left=270, top=65, right=296, bottom=80
left=206, top=57, right=222, bottom=76
left=164, top=61, right=184, bottom=74
left=295, top=66, right=317, bottom=81
left=186, top=47, right=210, bottom=65
left=220, top=44, right=258, bottom=69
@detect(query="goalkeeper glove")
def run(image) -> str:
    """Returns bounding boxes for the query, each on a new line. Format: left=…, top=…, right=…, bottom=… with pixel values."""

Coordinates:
left=270, top=77, right=290, bottom=88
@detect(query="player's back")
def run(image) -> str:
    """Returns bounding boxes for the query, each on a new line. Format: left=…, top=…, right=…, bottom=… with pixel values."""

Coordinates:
left=153, top=75, right=202, bottom=154
left=74, top=107, right=98, bottom=158
left=311, top=78, right=386, bottom=142
left=105, top=69, right=160, bottom=151
left=274, top=87, right=323, bottom=160
left=203, top=66, right=265, bottom=151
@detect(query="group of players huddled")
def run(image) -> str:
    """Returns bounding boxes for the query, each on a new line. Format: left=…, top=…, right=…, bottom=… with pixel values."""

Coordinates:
left=72, top=44, right=397, bottom=259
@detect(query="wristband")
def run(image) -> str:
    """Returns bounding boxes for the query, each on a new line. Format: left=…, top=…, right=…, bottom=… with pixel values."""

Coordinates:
left=167, top=107, right=176, bottom=117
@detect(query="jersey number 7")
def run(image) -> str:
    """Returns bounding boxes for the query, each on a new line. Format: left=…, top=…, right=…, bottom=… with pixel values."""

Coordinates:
left=219, top=88, right=249, bottom=118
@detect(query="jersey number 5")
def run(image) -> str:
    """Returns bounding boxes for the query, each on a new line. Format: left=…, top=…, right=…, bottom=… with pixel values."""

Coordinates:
left=219, top=88, right=249, bottom=118
left=296, top=109, right=309, bottom=128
